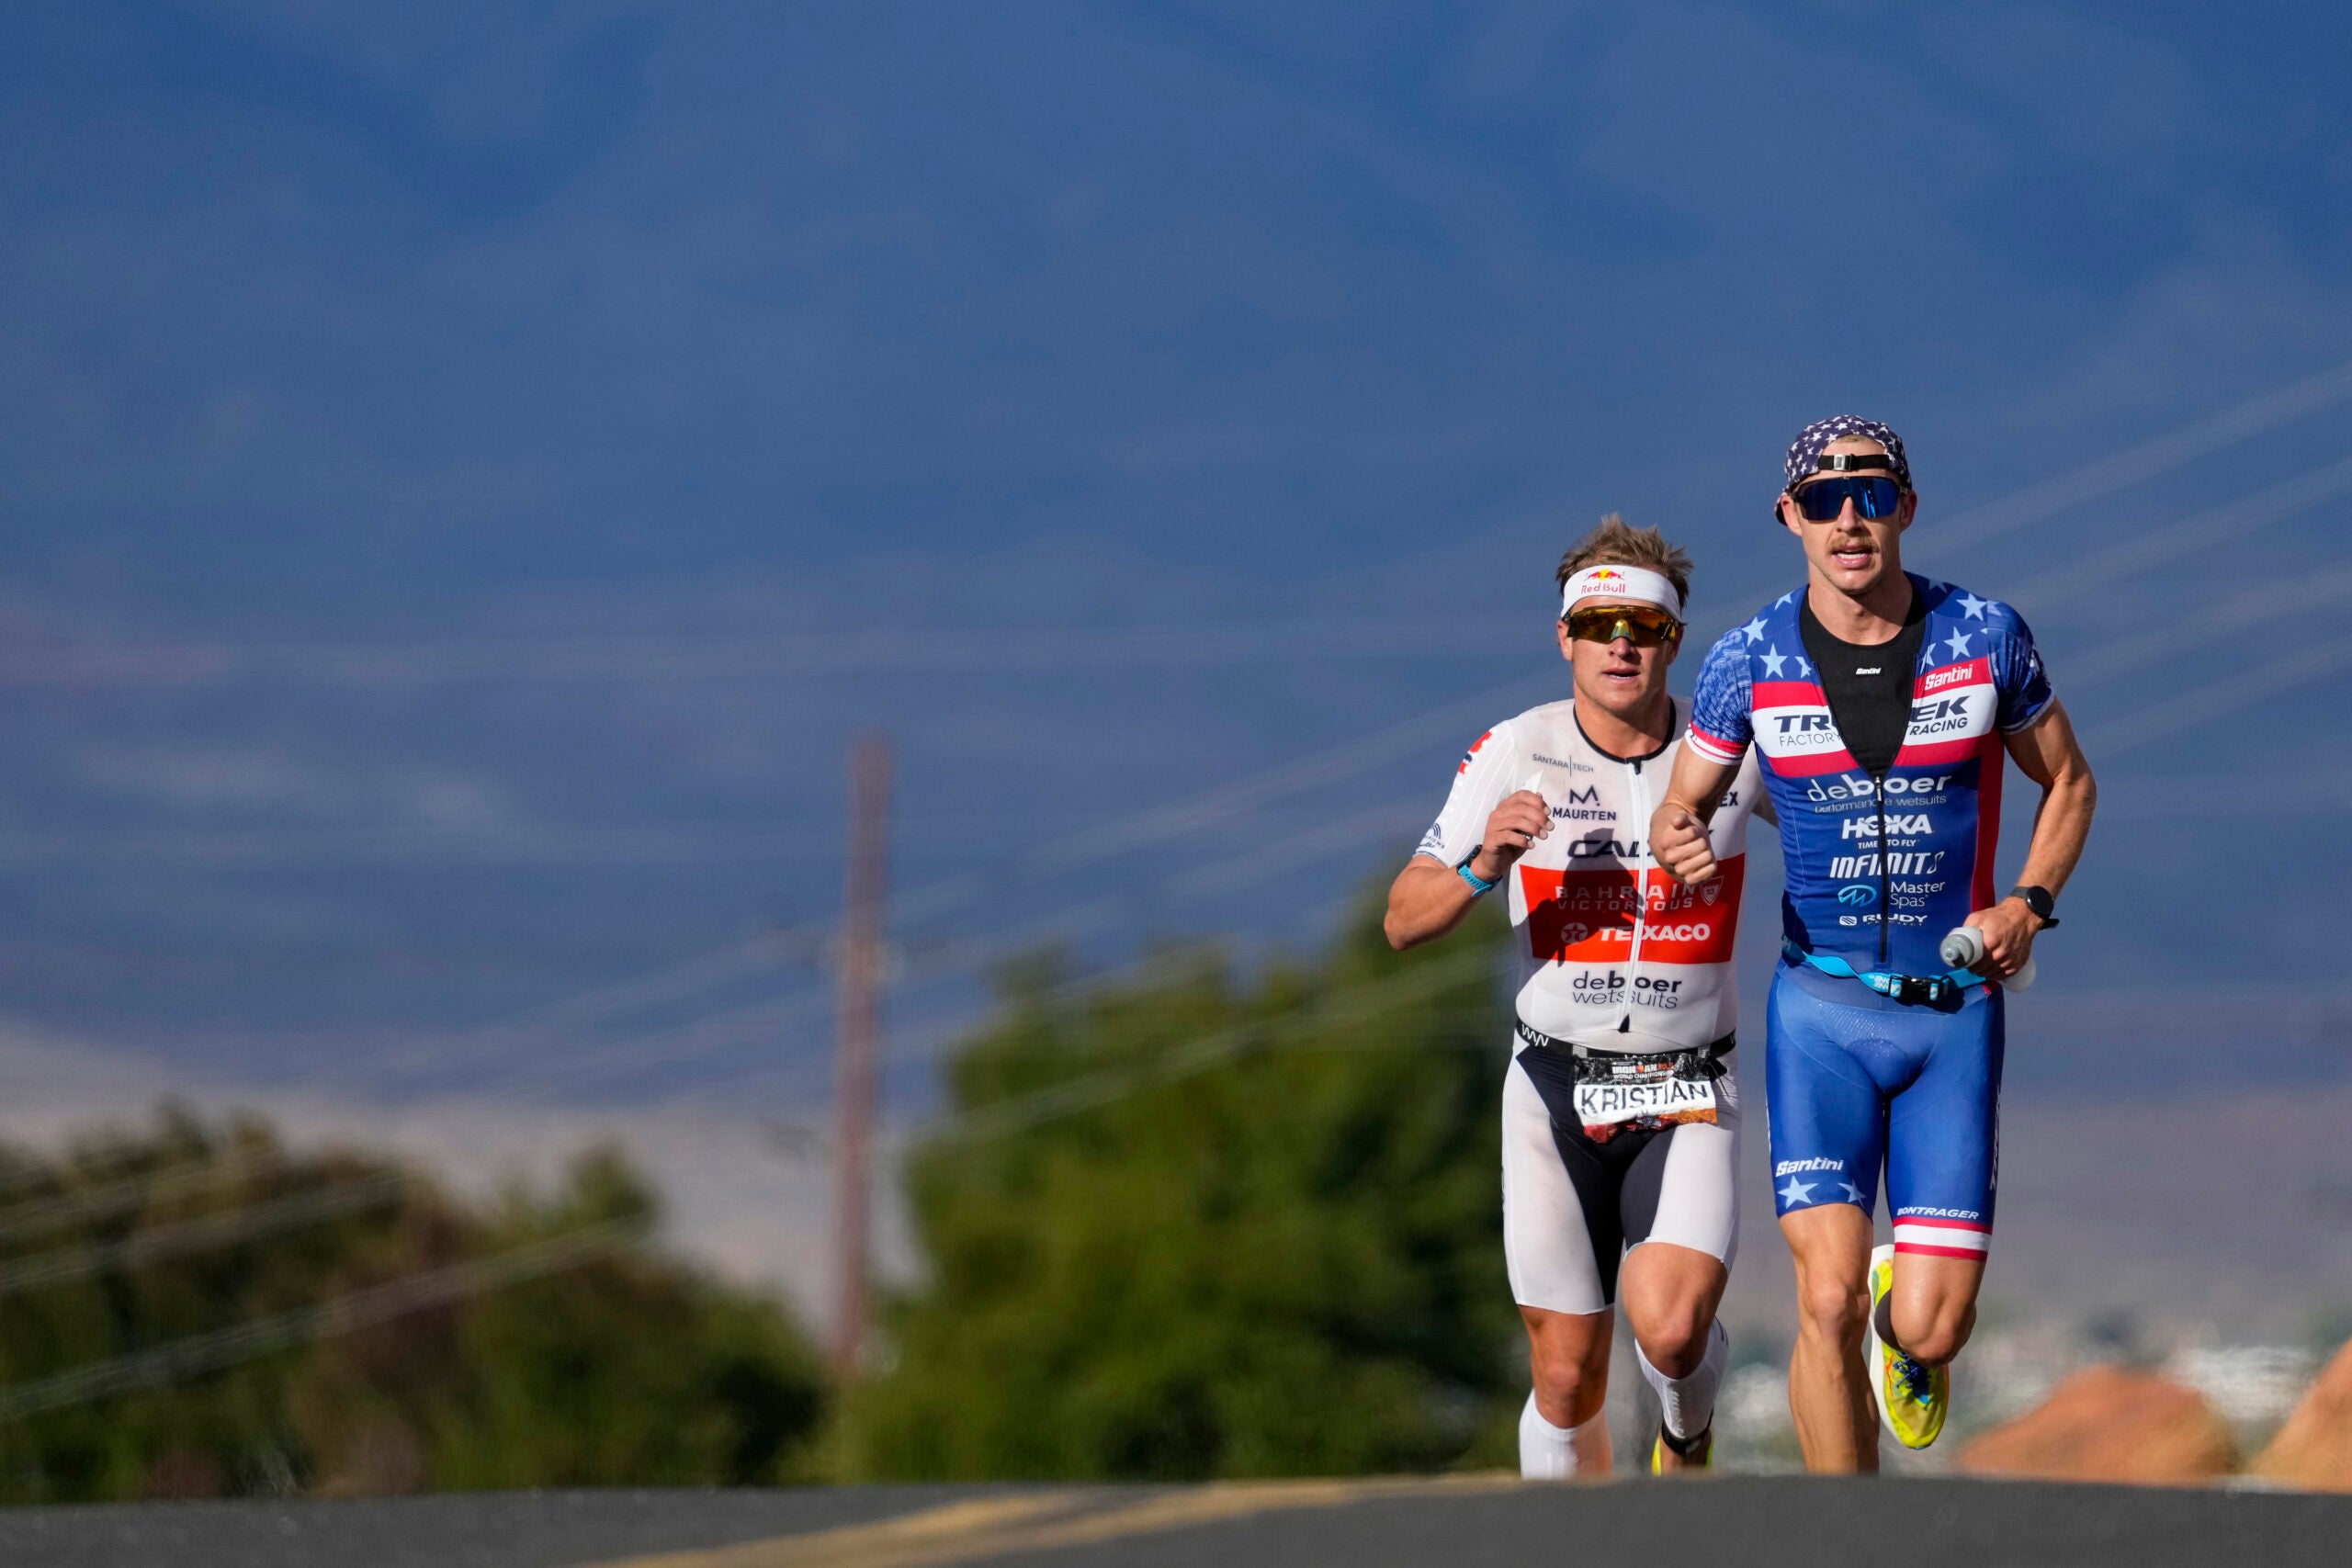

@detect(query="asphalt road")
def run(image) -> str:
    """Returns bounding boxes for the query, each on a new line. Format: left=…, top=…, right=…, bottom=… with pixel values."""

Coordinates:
left=2, top=1476, right=2347, bottom=1568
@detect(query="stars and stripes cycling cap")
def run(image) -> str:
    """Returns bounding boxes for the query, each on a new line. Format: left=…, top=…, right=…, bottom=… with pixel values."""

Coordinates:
left=1784, top=414, right=1910, bottom=492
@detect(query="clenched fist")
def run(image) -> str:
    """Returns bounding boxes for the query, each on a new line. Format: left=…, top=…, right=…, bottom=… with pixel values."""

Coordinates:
left=1958, top=897, right=2041, bottom=980
left=1469, top=789, right=1552, bottom=882
left=1650, top=804, right=1717, bottom=885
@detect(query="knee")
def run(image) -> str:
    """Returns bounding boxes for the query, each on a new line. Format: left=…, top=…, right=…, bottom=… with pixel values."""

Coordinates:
left=1634, top=1313, right=1711, bottom=1379
left=1529, top=1345, right=1604, bottom=1426
left=1797, top=1277, right=1870, bottom=1348
left=1892, top=1302, right=1974, bottom=1366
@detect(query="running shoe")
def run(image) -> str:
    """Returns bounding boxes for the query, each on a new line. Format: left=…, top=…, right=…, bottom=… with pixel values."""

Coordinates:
left=1649, top=1423, right=1712, bottom=1474
left=1862, top=1241, right=1947, bottom=1449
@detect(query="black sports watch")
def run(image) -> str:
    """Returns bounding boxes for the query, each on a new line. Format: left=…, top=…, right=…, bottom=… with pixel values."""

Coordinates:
left=2008, top=885, right=2059, bottom=928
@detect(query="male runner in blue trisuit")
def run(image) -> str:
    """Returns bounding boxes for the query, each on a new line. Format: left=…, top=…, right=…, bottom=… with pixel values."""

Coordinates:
left=1646, top=416, right=2096, bottom=1471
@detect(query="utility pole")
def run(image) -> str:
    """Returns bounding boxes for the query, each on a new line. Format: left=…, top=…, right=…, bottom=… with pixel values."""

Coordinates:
left=830, top=734, right=890, bottom=1378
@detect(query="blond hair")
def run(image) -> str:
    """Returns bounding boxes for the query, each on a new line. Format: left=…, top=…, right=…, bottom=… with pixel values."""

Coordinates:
left=1554, top=514, right=1693, bottom=611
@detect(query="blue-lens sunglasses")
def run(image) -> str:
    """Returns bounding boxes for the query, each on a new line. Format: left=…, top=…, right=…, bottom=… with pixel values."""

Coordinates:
left=1778, top=453, right=1909, bottom=526
left=1790, top=475, right=1905, bottom=523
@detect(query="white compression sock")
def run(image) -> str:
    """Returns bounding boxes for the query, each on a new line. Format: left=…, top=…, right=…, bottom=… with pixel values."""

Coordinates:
left=1636, top=1318, right=1729, bottom=1442
left=1519, top=1391, right=1610, bottom=1478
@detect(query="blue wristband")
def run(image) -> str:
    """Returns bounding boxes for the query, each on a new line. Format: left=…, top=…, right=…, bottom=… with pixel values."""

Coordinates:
left=1455, top=857, right=1498, bottom=897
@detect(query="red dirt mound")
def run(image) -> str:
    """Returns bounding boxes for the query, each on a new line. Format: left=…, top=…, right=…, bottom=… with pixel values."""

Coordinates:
left=2250, top=1337, right=2352, bottom=1490
left=1956, top=1365, right=2235, bottom=1484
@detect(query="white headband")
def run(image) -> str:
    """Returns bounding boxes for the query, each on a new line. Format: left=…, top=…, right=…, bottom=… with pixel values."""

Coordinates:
left=1561, top=564, right=1684, bottom=620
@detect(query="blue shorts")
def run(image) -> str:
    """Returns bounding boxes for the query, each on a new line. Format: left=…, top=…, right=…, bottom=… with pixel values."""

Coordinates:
left=1764, top=963, right=2003, bottom=1263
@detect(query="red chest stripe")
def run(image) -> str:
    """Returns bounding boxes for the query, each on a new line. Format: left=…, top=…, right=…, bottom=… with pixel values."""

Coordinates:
left=1752, top=680, right=1826, bottom=708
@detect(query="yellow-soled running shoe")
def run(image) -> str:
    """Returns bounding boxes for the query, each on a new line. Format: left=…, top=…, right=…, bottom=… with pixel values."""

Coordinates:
left=1649, top=1424, right=1713, bottom=1474
left=1862, top=1242, right=1948, bottom=1449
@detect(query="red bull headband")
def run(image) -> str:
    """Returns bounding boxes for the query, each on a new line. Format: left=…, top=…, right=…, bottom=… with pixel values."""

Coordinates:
left=1561, top=564, right=1684, bottom=621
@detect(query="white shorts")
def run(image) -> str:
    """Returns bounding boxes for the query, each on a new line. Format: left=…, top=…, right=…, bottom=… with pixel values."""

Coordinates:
left=1501, top=1040, right=1741, bottom=1316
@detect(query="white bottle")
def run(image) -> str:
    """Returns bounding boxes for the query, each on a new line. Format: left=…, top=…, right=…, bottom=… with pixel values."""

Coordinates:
left=1940, top=925, right=2036, bottom=991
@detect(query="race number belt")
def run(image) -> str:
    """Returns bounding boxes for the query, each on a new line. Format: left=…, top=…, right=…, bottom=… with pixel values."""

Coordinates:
left=1513, top=1022, right=1732, bottom=1145
left=1781, top=938, right=1984, bottom=1007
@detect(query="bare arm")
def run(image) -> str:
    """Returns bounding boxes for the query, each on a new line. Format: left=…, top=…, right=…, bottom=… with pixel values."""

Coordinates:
left=1646, top=746, right=1744, bottom=886
left=1961, top=699, right=2097, bottom=976
left=1385, top=859, right=1482, bottom=951
left=1385, top=788, right=1550, bottom=950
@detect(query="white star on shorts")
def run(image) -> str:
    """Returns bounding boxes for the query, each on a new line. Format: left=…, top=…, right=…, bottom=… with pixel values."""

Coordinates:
left=1777, top=1177, right=1816, bottom=1207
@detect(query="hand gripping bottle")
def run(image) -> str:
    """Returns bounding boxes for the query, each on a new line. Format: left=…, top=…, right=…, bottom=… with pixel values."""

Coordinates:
left=1939, top=925, right=2036, bottom=992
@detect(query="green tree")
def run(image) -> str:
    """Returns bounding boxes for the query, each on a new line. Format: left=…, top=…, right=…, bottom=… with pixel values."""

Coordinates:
left=0, top=1111, right=825, bottom=1499
left=838, top=889, right=1520, bottom=1479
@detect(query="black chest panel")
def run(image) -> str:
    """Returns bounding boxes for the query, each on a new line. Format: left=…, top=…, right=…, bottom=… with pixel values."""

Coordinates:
left=1798, top=591, right=1928, bottom=779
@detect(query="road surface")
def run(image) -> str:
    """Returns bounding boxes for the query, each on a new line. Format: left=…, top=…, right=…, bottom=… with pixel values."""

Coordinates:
left=1, top=1475, right=2345, bottom=1567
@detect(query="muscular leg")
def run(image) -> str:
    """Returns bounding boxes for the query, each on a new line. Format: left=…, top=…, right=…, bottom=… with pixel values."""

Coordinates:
left=1619, top=1240, right=1729, bottom=1472
left=1781, top=1203, right=1877, bottom=1472
left=1521, top=1304, right=1613, bottom=1474
left=1882, top=987, right=2002, bottom=1367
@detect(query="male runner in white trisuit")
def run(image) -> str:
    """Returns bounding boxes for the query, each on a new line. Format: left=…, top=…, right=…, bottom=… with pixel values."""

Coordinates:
left=1386, top=515, right=1762, bottom=1477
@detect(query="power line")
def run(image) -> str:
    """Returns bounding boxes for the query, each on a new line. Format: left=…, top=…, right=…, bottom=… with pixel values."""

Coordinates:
left=0, top=1172, right=407, bottom=1300
left=926, top=942, right=1509, bottom=1149
left=2082, top=630, right=2352, bottom=756
left=0, top=622, right=1525, bottom=692
left=349, top=667, right=1565, bottom=1092
left=0, top=823, right=849, bottom=871
left=385, top=992, right=835, bottom=1101
left=349, top=927, right=811, bottom=1089
left=814, top=687, right=2352, bottom=1157
left=898, top=668, right=1563, bottom=925
left=9, top=356, right=2346, bottom=694
left=1916, top=352, right=2352, bottom=558
left=899, top=641, right=2293, bottom=1144
left=548, top=536, right=2352, bottom=1100
left=0, top=1145, right=292, bottom=1247
left=15, top=504, right=2344, bottom=888
left=0, top=1223, right=632, bottom=1423
left=2094, top=765, right=2342, bottom=818
left=2057, top=566, right=2352, bottom=689
left=2005, top=453, right=2352, bottom=617
left=384, top=516, right=2352, bottom=1109
left=838, top=592, right=2352, bottom=1135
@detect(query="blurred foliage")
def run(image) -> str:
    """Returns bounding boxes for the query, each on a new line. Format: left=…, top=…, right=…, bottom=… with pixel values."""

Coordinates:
left=836, top=887, right=1520, bottom=1480
left=0, top=1108, right=823, bottom=1501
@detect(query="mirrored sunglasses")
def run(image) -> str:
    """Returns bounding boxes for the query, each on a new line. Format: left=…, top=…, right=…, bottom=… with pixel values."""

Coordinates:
left=1564, top=605, right=1683, bottom=648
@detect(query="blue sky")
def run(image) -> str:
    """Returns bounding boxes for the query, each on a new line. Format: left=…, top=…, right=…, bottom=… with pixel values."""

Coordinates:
left=3, top=2, right=2349, bottom=1108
